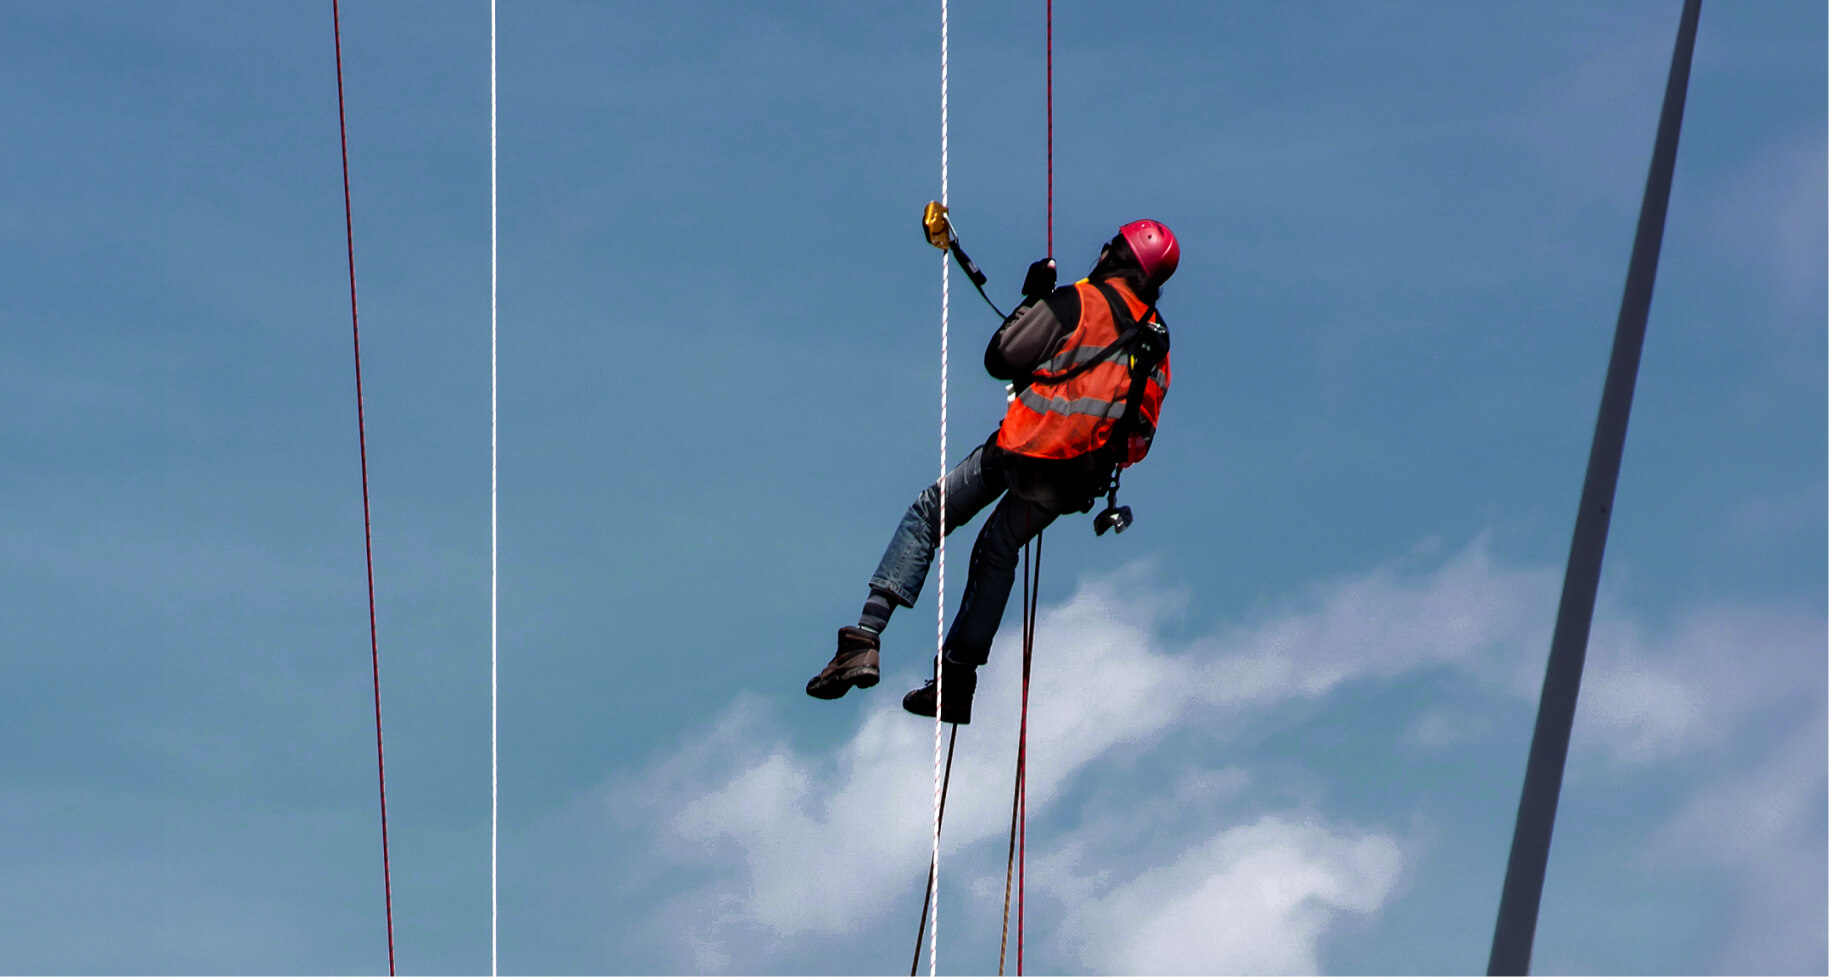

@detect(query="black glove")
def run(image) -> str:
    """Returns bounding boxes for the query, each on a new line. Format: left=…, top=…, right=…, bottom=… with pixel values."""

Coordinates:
left=1021, top=258, right=1057, bottom=300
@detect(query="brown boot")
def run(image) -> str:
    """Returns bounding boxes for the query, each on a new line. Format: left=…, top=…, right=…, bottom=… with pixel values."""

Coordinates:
left=806, top=626, right=881, bottom=699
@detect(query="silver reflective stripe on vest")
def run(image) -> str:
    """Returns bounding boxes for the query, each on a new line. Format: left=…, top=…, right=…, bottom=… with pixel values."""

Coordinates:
left=1037, top=347, right=1168, bottom=391
left=1016, top=386, right=1127, bottom=420
left=1036, top=343, right=1125, bottom=375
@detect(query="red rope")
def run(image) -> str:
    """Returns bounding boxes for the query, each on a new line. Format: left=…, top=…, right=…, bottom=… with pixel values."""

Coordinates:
left=999, top=536, right=1030, bottom=974
left=1019, top=6, right=1053, bottom=967
left=332, top=3, right=396, bottom=972
left=1006, top=11, right=1055, bottom=970
left=1019, top=532, right=1040, bottom=974
left=1045, top=0, right=1053, bottom=258
left=1000, top=526, right=1042, bottom=975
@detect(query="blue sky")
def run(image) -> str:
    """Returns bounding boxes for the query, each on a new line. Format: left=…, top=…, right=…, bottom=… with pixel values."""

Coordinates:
left=2, top=2, right=1823, bottom=974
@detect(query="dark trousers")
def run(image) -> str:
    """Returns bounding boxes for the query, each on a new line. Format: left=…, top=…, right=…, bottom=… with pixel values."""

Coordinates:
left=867, top=439, right=1064, bottom=667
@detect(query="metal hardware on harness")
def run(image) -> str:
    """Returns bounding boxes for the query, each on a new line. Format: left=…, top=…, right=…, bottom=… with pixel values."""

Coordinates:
left=1134, top=317, right=1168, bottom=361
left=1093, top=476, right=1132, bottom=536
left=1093, top=503, right=1132, bottom=536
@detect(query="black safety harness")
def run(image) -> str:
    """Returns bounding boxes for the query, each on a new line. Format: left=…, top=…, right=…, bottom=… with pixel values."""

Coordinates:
left=1085, top=282, right=1169, bottom=535
left=1012, top=282, right=1169, bottom=533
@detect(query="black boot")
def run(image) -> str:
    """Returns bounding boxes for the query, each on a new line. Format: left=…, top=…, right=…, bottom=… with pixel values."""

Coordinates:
left=806, top=626, right=881, bottom=699
left=902, top=660, right=977, bottom=725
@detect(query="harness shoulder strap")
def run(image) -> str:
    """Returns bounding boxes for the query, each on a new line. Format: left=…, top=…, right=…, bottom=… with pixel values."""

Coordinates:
left=1089, top=280, right=1166, bottom=352
left=1089, top=281, right=1169, bottom=399
left=1034, top=282, right=1161, bottom=385
left=1087, top=284, right=1172, bottom=533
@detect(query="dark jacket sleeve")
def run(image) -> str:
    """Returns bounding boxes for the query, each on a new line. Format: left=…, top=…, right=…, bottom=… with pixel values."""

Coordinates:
left=984, top=286, right=1080, bottom=380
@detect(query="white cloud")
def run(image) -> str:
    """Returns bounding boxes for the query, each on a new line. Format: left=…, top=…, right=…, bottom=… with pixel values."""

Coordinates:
left=1502, top=11, right=1674, bottom=211
left=1649, top=707, right=1828, bottom=974
left=1056, top=816, right=1402, bottom=976
left=1578, top=601, right=1826, bottom=765
left=1710, top=135, right=1828, bottom=315
left=1176, top=541, right=1557, bottom=704
left=1405, top=709, right=1469, bottom=749
left=603, top=537, right=1825, bottom=972
left=1725, top=480, right=1828, bottom=547
left=605, top=541, right=1535, bottom=968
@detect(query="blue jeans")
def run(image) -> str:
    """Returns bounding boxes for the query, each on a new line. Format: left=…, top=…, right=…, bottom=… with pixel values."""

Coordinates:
left=869, top=440, right=1061, bottom=668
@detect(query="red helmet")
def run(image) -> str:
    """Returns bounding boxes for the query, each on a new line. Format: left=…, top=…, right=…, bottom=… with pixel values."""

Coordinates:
left=1119, top=219, right=1180, bottom=286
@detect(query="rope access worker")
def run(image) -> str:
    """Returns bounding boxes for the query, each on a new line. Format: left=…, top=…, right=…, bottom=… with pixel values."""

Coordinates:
left=806, top=219, right=1180, bottom=724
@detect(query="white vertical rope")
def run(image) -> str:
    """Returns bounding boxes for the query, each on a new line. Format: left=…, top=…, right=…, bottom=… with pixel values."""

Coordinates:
left=930, top=0, right=948, bottom=973
left=489, top=0, right=499, bottom=973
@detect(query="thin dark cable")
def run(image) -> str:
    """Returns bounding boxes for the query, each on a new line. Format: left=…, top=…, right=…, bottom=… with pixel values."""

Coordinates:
left=968, top=271, right=1007, bottom=321
left=999, top=523, right=1036, bottom=974
left=1488, top=1, right=1701, bottom=973
left=1045, top=0, right=1053, bottom=258
left=332, top=3, right=395, bottom=972
left=912, top=725, right=960, bottom=977
left=940, top=214, right=1007, bottom=321
left=1000, top=527, right=1044, bottom=974
left=1018, top=530, right=1041, bottom=975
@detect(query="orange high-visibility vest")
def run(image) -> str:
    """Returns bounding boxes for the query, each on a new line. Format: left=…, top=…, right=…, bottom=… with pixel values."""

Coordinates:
left=996, top=279, right=1170, bottom=465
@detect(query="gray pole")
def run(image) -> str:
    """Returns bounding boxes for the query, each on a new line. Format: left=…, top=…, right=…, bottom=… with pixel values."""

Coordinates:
left=1486, top=0, right=1702, bottom=973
